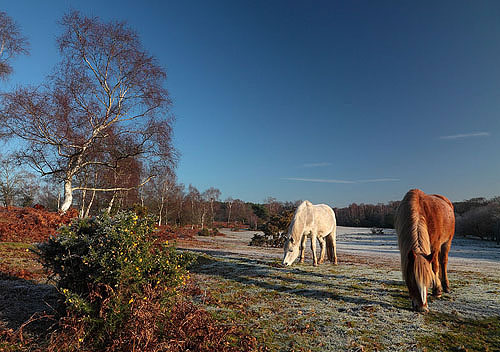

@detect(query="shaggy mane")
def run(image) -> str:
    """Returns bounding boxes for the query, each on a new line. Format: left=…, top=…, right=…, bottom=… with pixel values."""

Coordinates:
left=395, top=189, right=431, bottom=285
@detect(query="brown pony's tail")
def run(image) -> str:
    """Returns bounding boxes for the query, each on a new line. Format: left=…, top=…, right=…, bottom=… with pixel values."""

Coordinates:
left=407, top=250, right=433, bottom=306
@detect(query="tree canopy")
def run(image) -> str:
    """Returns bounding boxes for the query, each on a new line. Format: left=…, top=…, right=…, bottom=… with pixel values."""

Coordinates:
left=0, top=11, right=176, bottom=212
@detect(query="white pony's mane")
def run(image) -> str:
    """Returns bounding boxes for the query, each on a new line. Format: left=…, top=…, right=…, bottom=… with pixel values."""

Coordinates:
left=289, top=200, right=312, bottom=242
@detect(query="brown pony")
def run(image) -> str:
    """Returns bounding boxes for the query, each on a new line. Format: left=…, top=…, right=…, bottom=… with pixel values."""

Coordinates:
left=395, top=189, right=455, bottom=312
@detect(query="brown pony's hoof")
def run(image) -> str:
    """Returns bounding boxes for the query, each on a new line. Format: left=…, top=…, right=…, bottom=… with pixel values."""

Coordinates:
left=299, top=259, right=305, bottom=264
left=443, top=287, right=450, bottom=293
left=419, top=306, right=429, bottom=313
left=313, top=262, right=318, bottom=267
left=432, top=289, right=443, bottom=298
left=412, top=301, right=429, bottom=313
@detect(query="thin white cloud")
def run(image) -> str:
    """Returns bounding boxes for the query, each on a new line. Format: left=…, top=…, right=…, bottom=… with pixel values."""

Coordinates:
left=283, top=177, right=355, bottom=184
left=282, top=177, right=399, bottom=184
left=439, top=132, right=490, bottom=140
left=302, top=162, right=332, bottom=168
left=357, top=178, right=400, bottom=183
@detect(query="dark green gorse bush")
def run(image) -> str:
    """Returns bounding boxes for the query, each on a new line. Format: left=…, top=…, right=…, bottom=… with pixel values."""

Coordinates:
left=36, top=211, right=194, bottom=348
left=249, top=211, right=293, bottom=248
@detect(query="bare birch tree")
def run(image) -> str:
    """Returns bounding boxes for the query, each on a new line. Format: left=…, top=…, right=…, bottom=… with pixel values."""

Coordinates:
left=0, top=155, right=22, bottom=206
left=203, top=187, right=221, bottom=226
left=225, top=197, right=234, bottom=225
left=0, top=11, right=176, bottom=212
left=0, top=12, right=29, bottom=79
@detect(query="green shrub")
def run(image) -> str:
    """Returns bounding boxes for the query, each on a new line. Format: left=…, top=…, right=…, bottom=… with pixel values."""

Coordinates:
left=197, top=227, right=219, bottom=236
left=249, top=211, right=293, bottom=248
left=35, top=211, right=194, bottom=349
left=371, top=227, right=384, bottom=234
left=198, top=227, right=210, bottom=236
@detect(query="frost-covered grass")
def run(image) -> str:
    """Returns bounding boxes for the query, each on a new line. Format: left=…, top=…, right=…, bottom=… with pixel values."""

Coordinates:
left=188, top=251, right=500, bottom=351
left=2, top=225, right=499, bottom=351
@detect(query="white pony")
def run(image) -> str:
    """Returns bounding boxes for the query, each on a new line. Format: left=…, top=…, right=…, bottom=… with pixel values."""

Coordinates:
left=282, top=200, right=337, bottom=266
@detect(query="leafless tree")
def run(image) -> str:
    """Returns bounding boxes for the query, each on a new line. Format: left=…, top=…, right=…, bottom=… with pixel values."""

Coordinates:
left=203, top=187, right=221, bottom=226
left=264, top=196, right=281, bottom=216
left=142, top=172, right=182, bottom=226
left=155, top=173, right=176, bottom=226
left=225, top=197, right=234, bottom=225
left=186, top=184, right=201, bottom=227
left=0, top=11, right=176, bottom=212
left=0, top=155, right=23, bottom=206
left=0, top=12, right=29, bottom=80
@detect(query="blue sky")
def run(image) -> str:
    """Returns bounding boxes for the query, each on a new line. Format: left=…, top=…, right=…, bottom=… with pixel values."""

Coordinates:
left=2, top=1, right=500, bottom=207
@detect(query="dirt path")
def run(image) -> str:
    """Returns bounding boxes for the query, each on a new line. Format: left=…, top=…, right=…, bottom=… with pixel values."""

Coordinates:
left=177, top=227, right=500, bottom=351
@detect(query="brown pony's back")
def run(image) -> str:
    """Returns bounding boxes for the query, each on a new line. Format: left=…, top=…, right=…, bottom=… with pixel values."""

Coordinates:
left=395, top=189, right=455, bottom=312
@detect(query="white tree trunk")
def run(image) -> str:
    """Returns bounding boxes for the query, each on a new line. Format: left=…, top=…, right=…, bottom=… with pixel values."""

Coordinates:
left=84, top=189, right=96, bottom=218
left=84, top=172, right=98, bottom=218
left=158, top=199, right=164, bottom=226
left=210, top=200, right=214, bottom=226
left=79, top=189, right=87, bottom=218
left=60, top=179, right=73, bottom=213
left=106, top=192, right=117, bottom=214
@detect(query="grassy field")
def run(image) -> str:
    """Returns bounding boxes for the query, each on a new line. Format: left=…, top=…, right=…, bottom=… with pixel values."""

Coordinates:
left=1, top=228, right=499, bottom=351
left=178, top=228, right=500, bottom=352
left=185, top=253, right=499, bottom=351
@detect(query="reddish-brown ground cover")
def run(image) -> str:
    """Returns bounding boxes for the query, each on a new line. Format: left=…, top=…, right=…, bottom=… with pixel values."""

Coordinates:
left=0, top=206, right=78, bottom=243
left=212, top=221, right=248, bottom=230
left=154, top=225, right=226, bottom=242
left=155, top=225, right=199, bottom=241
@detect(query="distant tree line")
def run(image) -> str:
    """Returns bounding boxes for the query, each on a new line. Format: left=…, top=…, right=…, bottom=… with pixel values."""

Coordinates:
left=454, top=197, right=500, bottom=243
left=0, top=159, right=300, bottom=229
left=334, top=202, right=400, bottom=228
left=335, top=197, right=500, bottom=243
left=3, top=158, right=499, bottom=243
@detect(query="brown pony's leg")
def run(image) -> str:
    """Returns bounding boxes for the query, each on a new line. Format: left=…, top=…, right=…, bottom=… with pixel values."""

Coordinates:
left=318, top=236, right=326, bottom=264
left=431, top=251, right=443, bottom=297
left=440, top=239, right=452, bottom=293
left=299, top=235, right=307, bottom=264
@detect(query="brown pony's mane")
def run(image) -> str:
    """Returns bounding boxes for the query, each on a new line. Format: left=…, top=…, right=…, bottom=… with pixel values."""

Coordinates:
left=395, top=189, right=455, bottom=311
left=395, top=189, right=433, bottom=306
left=396, top=189, right=431, bottom=266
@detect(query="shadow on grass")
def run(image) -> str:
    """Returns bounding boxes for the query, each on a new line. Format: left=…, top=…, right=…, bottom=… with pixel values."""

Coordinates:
left=418, top=311, right=500, bottom=351
left=0, top=271, right=60, bottom=334
left=189, top=253, right=409, bottom=310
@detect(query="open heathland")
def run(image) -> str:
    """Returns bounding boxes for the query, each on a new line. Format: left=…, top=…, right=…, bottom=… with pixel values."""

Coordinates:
left=1, top=224, right=499, bottom=351
left=177, top=227, right=500, bottom=351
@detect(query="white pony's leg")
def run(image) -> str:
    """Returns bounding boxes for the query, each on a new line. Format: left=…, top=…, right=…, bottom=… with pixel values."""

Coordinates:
left=317, top=236, right=326, bottom=264
left=311, top=233, right=318, bottom=266
left=299, top=234, right=307, bottom=263
left=332, top=227, right=338, bottom=265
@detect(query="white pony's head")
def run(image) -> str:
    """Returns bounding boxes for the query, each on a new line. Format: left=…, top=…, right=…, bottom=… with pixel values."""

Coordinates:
left=282, top=200, right=311, bottom=266
left=282, top=235, right=300, bottom=266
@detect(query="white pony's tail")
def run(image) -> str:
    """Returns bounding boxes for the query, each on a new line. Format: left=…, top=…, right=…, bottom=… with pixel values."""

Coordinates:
left=325, top=232, right=337, bottom=264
